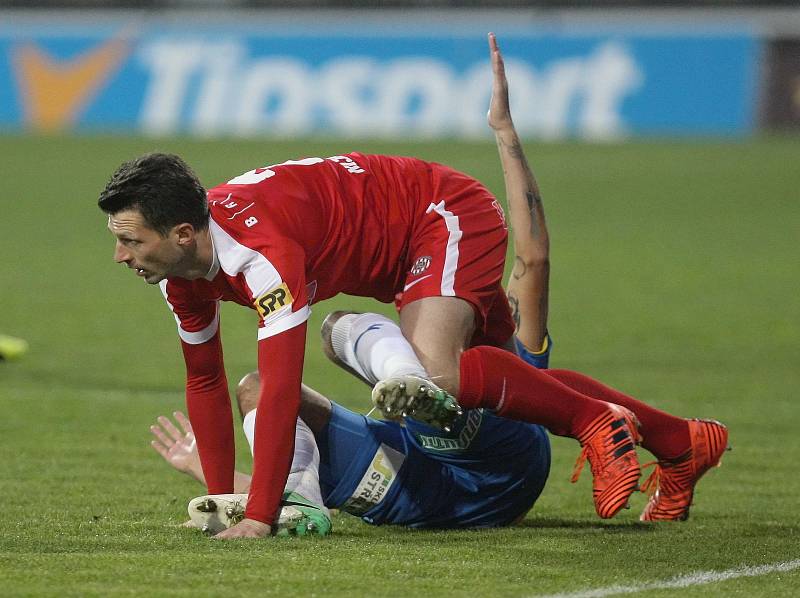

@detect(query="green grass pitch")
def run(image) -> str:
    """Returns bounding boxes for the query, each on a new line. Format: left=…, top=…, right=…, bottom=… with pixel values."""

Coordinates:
left=1, top=135, right=798, bottom=597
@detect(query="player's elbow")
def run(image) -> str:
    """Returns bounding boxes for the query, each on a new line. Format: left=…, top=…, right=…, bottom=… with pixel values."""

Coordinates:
left=514, top=247, right=550, bottom=273
left=513, top=231, right=549, bottom=267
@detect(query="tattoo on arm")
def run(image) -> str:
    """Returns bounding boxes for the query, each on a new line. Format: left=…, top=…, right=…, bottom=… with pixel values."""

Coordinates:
left=508, top=137, right=526, bottom=160
left=503, top=136, right=544, bottom=234
left=525, top=189, right=542, bottom=212
left=511, top=256, right=527, bottom=281
left=498, top=135, right=528, bottom=165
left=526, top=190, right=542, bottom=238
left=507, top=291, right=521, bottom=332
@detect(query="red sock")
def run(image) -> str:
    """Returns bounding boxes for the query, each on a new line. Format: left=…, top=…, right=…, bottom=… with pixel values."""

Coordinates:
left=545, top=369, right=690, bottom=461
left=459, top=345, right=610, bottom=438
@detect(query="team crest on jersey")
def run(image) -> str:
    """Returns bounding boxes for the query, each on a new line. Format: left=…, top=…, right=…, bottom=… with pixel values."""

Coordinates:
left=255, top=283, right=293, bottom=319
left=410, top=256, right=432, bottom=276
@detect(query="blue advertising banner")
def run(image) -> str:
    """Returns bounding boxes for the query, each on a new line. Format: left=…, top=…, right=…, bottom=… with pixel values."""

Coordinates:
left=0, top=15, right=759, bottom=138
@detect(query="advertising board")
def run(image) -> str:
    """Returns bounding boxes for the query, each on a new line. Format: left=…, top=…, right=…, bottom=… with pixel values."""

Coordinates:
left=0, top=14, right=759, bottom=138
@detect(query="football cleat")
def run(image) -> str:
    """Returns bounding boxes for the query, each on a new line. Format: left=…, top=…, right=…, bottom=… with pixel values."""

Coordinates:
left=187, top=492, right=332, bottom=537
left=640, top=418, right=729, bottom=522
left=275, top=491, right=332, bottom=537
left=371, top=375, right=463, bottom=432
left=571, top=404, right=642, bottom=519
left=188, top=494, right=247, bottom=535
left=0, top=334, right=28, bottom=362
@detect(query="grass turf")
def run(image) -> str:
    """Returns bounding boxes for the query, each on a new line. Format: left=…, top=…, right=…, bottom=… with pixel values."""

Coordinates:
left=0, top=135, right=798, bottom=597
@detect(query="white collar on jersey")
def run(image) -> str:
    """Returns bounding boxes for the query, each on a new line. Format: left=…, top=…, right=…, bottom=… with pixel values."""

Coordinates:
left=204, top=228, right=220, bottom=281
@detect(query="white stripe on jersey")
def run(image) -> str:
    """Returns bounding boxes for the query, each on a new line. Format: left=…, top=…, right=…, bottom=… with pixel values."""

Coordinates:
left=426, top=200, right=462, bottom=296
left=209, top=220, right=310, bottom=339
left=159, top=279, right=220, bottom=345
left=210, top=219, right=282, bottom=297
left=256, top=307, right=310, bottom=341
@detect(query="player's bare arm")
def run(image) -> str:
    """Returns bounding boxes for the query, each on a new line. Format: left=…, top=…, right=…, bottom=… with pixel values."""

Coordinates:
left=488, top=32, right=550, bottom=352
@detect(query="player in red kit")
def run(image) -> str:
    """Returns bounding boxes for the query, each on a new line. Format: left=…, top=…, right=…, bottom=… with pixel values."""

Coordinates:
left=99, top=35, right=723, bottom=538
left=101, top=147, right=507, bottom=537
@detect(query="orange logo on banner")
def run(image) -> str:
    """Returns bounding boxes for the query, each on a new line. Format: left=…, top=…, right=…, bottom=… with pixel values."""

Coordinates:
left=11, top=36, right=129, bottom=132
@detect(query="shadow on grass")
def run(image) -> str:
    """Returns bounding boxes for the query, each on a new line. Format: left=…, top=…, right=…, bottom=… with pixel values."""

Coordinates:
left=349, top=517, right=657, bottom=547
left=517, top=517, right=656, bottom=533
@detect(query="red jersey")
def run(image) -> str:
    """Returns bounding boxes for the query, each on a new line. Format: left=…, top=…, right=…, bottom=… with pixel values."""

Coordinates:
left=161, top=153, right=502, bottom=525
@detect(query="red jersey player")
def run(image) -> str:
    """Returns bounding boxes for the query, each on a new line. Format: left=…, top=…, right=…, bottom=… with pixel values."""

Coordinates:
left=100, top=35, right=722, bottom=538
left=101, top=143, right=517, bottom=538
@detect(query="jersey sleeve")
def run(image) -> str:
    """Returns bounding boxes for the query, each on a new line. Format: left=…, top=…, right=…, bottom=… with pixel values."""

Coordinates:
left=160, top=278, right=234, bottom=494
left=159, top=279, right=220, bottom=344
left=233, top=237, right=309, bottom=524
left=244, top=321, right=307, bottom=524
left=179, top=332, right=235, bottom=494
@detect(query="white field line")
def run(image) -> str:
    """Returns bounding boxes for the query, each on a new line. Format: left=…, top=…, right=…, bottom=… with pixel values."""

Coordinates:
left=535, top=559, right=800, bottom=598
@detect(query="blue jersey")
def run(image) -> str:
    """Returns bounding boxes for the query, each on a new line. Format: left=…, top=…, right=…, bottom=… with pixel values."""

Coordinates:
left=315, top=336, right=552, bottom=529
left=515, top=334, right=551, bottom=369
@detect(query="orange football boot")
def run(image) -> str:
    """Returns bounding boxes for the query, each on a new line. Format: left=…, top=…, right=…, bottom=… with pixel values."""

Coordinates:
left=571, top=404, right=642, bottom=519
left=640, top=418, right=729, bottom=521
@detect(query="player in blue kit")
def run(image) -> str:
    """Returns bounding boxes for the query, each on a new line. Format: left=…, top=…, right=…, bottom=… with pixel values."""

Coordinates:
left=151, top=318, right=553, bottom=532
left=266, top=308, right=552, bottom=530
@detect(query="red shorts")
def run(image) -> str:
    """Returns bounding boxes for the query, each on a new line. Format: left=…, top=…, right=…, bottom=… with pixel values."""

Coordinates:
left=395, top=165, right=515, bottom=348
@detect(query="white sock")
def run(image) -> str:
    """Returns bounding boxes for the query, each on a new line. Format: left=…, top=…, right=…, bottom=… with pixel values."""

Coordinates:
left=242, top=411, right=328, bottom=514
left=330, top=313, right=428, bottom=385
left=243, top=409, right=258, bottom=455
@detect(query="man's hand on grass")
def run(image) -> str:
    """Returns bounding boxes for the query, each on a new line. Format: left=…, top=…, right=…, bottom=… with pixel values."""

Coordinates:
left=149, top=411, right=204, bottom=483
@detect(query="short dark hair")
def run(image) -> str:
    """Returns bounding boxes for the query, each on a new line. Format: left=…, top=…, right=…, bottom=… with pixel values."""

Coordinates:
left=98, top=153, right=208, bottom=236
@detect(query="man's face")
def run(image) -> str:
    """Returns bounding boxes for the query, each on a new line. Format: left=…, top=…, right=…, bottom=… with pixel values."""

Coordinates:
left=107, top=209, right=185, bottom=284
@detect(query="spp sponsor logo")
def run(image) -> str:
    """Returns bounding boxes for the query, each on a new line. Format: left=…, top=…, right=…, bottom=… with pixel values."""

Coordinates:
left=254, top=283, right=293, bottom=319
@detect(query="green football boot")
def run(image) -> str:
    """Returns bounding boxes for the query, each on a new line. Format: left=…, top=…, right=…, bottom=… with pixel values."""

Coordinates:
left=371, top=375, right=463, bottom=432
left=275, top=491, right=332, bottom=537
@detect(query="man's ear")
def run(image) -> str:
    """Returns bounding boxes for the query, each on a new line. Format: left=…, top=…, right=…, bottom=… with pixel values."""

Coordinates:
left=173, top=223, right=197, bottom=246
